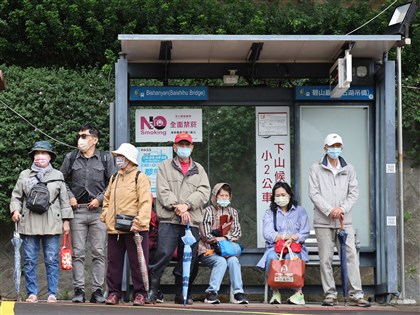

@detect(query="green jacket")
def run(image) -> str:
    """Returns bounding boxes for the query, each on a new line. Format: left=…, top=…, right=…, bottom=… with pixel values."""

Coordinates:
left=156, top=157, right=210, bottom=228
left=10, top=168, right=73, bottom=235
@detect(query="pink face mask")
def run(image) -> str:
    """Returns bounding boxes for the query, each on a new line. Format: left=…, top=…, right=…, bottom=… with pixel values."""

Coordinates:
left=34, top=154, right=50, bottom=168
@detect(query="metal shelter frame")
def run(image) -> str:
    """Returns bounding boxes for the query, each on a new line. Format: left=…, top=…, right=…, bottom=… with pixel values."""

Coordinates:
left=114, top=34, right=402, bottom=302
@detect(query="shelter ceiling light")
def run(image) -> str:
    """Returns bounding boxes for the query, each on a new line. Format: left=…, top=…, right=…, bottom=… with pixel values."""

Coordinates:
left=223, top=70, right=239, bottom=85
left=384, top=1, right=417, bottom=37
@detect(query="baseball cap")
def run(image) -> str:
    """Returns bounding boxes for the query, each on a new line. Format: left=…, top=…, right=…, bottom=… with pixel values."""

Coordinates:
left=174, top=132, right=193, bottom=144
left=324, top=133, right=343, bottom=146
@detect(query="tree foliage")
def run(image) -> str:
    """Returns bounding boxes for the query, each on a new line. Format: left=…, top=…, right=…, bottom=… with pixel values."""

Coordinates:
left=0, top=65, right=113, bottom=221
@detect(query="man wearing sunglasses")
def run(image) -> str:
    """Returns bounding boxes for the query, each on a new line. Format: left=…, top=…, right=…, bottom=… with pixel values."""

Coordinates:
left=60, top=124, right=115, bottom=304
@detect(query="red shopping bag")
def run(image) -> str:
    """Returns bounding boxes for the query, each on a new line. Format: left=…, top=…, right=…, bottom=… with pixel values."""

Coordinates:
left=60, top=234, right=73, bottom=270
left=267, top=248, right=305, bottom=289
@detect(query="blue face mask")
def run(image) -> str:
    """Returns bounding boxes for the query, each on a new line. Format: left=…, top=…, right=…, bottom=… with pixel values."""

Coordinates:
left=217, top=199, right=230, bottom=208
left=176, top=147, right=192, bottom=159
left=327, top=147, right=342, bottom=159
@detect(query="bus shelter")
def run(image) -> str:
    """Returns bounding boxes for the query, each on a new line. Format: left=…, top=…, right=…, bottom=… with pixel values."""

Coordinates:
left=114, top=34, right=401, bottom=302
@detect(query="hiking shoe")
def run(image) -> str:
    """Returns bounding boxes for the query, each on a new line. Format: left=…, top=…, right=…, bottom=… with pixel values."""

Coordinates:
left=270, top=290, right=281, bottom=304
left=156, top=290, right=164, bottom=303
left=47, top=295, right=57, bottom=303
left=233, top=292, right=248, bottom=304
left=287, top=292, right=305, bottom=305
left=72, top=288, right=85, bottom=303
left=322, top=296, right=338, bottom=306
left=90, top=289, right=106, bottom=303
left=349, top=297, right=371, bottom=307
left=204, top=291, right=220, bottom=304
left=25, top=294, right=38, bottom=303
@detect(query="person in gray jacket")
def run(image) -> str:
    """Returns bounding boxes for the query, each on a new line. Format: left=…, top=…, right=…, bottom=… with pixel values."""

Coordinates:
left=146, top=132, right=210, bottom=305
left=60, top=124, right=114, bottom=304
left=10, top=140, right=73, bottom=303
left=308, top=133, right=370, bottom=307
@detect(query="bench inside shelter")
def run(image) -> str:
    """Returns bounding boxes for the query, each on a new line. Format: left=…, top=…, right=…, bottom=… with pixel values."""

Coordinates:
left=122, top=230, right=359, bottom=303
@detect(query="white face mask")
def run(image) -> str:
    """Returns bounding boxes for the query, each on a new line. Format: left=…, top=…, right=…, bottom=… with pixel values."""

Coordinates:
left=275, top=196, right=290, bottom=207
left=116, top=156, right=129, bottom=169
left=78, top=138, right=91, bottom=152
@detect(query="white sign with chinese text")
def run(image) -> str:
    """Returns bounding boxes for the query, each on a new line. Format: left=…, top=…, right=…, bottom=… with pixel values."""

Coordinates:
left=137, top=146, right=173, bottom=196
left=135, top=109, right=202, bottom=143
left=256, top=107, right=291, bottom=248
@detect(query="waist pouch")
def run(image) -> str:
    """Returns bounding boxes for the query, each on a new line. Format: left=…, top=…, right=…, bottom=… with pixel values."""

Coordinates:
left=115, top=214, right=135, bottom=232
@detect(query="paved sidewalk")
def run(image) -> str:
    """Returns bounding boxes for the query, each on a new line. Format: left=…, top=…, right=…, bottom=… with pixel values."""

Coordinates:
left=1, top=300, right=419, bottom=315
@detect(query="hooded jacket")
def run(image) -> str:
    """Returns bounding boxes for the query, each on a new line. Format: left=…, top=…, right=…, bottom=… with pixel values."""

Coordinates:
left=155, top=156, right=210, bottom=228
left=10, top=168, right=73, bottom=235
left=101, top=165, right=151, bottom=233
left=308, top=155, right=359, bottom=228
left=198, top=183, right=242, bottom=256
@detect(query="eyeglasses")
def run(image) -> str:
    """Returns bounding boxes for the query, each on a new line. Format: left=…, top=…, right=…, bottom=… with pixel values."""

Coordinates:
left=77, top=134, right=94, bottom=140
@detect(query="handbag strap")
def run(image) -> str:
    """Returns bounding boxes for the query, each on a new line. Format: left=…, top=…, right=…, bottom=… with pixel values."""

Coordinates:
left=62, top=234, right=71, bottom=248
left=112, top=171, right=142, bottom=215
left=278, top=245, right=296, bottom=260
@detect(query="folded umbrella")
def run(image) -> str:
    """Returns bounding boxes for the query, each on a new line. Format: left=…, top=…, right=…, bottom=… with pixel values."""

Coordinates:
left=133, top=232, right=149, bottom=291
left=181, top=223, right=196, bottom=306
left=337, top=214, right=348, bottom=305
left=11, top=222, right=23, bottom=302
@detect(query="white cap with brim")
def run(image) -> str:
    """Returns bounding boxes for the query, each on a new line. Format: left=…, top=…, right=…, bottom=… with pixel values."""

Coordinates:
left=324, top=133, right=343, bottom=146
left=112, top=143, right=138, bottom=165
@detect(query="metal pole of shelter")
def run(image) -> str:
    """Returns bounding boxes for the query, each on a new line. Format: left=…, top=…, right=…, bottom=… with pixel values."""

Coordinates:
left=396, top=46, right=405, bottom=300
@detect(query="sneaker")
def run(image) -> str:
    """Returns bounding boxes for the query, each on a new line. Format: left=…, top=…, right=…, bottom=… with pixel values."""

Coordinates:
left=156, top=290, right=164, bottom=303
left=25, top=294, right=38, bottom=303
left=204, top=291, right=220, bottom=304
left=322, top=296, right=338, bottom=306
left=233, top=292, right=248, bottom=304
left=133, top=294, right=145, bottom=306
left=72, top=288, right=85, bottom=303
left=105, top=293, right=119, bottom=305
left=90, top=289, right=106, bottom=303
left=349, top=297, right=371, bottom=307
left=47, top=295, right=57, bottom=303
left=270, top=290, right=281, bottom=304
left=287, top=292, right=305, bottom=305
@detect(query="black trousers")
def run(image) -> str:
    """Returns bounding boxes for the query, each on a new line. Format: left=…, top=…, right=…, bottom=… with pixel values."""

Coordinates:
left=149, top=223, right=199, bottom=292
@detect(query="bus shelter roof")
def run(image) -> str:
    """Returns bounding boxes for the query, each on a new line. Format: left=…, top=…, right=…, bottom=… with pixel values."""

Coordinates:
left=119, top=34, right=401, bottom=64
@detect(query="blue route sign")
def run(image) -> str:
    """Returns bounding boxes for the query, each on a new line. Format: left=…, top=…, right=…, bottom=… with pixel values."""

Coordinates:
left=130, top=86, right=208, bottom=101
left=295, top=86, right=374, bottom=101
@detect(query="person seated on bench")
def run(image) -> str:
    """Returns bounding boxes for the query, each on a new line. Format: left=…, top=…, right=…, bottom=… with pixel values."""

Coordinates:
left=257, top=181, right=309, bottom=305
left=197, top=183, right=248, bottom=304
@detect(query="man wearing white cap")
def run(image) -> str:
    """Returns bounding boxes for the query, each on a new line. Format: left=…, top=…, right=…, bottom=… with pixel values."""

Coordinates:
left=308, top=133, right=370, bottom=307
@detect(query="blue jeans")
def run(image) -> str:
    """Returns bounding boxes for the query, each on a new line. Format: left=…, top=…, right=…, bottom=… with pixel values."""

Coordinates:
left=200, top=253, right=244, bottom=294
left=23, top=234, right=60, bottom=296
